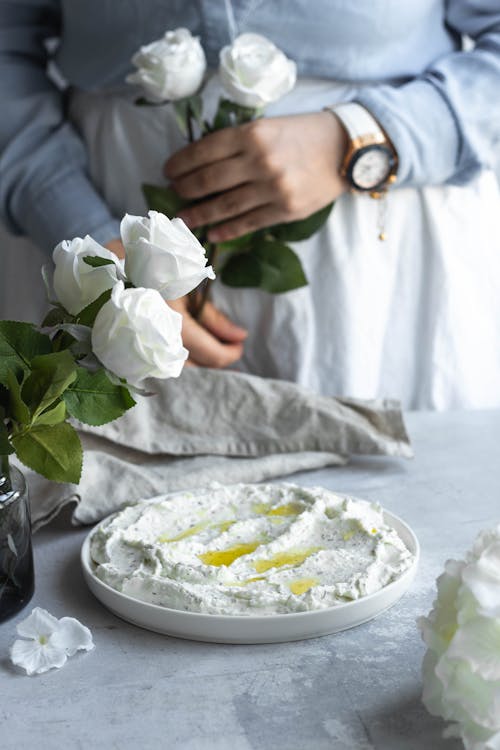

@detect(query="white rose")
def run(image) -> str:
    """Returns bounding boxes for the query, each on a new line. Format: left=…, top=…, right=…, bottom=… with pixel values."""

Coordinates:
left=126, top=28, right=206, bottom=102
left=121, top=211, right=215, bottom=300
left=219, top=33, right=296, bottom=109
left=91, top=282, right=188, bottom=387
left=418, top=525, right=500, bottom=750
left=52, top=236, right=122, bottom=316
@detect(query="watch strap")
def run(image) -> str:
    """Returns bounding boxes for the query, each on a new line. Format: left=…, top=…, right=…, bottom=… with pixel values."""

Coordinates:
left=327, top=102, right=386, bottom=143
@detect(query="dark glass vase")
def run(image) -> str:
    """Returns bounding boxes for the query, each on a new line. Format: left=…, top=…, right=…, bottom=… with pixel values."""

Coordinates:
left=0, top=459, right=34, bottom=623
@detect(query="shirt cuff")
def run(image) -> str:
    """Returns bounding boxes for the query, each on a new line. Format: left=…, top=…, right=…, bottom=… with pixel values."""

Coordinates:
left=355, top=79, right=463, bottom=188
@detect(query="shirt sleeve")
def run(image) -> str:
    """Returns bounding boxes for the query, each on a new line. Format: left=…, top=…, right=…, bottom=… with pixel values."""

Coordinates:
left=355, top=0, right=500, bottom=187
left=0, top=0, right=120, bottom=252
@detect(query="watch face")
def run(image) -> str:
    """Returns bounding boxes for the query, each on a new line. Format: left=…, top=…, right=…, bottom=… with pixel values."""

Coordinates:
left=349, top=145, right=395, bottom=191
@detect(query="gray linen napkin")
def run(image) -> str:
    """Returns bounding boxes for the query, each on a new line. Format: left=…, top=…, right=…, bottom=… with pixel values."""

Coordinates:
left=17, top=368, right=412, bottom=532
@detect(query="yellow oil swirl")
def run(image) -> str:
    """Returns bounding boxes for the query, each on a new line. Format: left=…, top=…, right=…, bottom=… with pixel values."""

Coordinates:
left=289, top=577, right=319, bottom=595
left=253, top=547, right=321, bottom=573
left=253, top=502, right=303, bottom=517
left=158, top=519, right=236, bottom=544
left=199, top=541, right=261, bottom=567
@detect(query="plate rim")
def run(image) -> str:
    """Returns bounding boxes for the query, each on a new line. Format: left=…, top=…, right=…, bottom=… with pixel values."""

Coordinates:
left=81, top=503, right=420, bottom=626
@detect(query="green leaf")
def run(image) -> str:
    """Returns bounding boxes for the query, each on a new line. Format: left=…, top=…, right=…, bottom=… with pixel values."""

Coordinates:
left=271, top=202, right=334, bottom=242
left=213, top=98, right=257, bottom=130
left=255, top=241, right=308, bottom=293
left=76, top=289, right=112, bottom=327
left=187, top=94, right=204, bottom=129
left=0, top=419, right=14, bottom=456
left=6, top=370, right=30, bottom=425
left=63, top=367, right=135, bottom=426
left=220, top=251, right=263, bottom=288
left=220, top=240, right=308, bottom=293
left=21, top=350, right=77, bottom=421
left=82, top=256, right=116, bottom=268
left=33, top=400, right=66, bottom=427
left=142, top=184, right=189, bottom=219
left=0, top=321, right=52, bottom=386
left=41, top=306, right=73, bottom=328
left=173, top=98, right=190, bottom=137
left=216, top=233, right=255, bottom=252
left=12, top=423, right=82, bottom=484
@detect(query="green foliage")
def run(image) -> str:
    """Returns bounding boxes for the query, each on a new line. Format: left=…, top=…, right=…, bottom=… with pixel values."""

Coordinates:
left=271, top=202, right=334, bottom=242
left=33, top=400, right=66, bottom=427
left=6, top=370, right=30, bottom=425
left=12, top=423, right=82, bottom=484
left=41, top=306, right=72, bottom=328
left=0, top=322, right=51, bottom=386
left=21, top=350, right=76, bottom=422
left=173, top=94, right=204, bottom=136
left=82, top=256, right=116, bottom=268
left=221, top=239, right=307, bottom=293
left=142, top=184, right=189, bottom=219
left=64, top=368, right=135, bottom=426
left=212, top=98, right=257, bottom=130
left=76, top=289, right=112, bottom=327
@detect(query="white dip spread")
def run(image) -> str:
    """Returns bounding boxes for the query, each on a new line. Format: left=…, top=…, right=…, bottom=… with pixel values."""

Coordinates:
left=89, top=483, right=415, bottom=616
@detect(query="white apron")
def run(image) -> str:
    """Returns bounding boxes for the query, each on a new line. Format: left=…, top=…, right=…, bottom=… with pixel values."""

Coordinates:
left=3, top=76, right=500, bottom=410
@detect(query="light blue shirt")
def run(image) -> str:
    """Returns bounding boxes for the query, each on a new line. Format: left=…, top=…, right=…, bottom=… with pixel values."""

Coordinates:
left=0, top=0, right=499, bottom=251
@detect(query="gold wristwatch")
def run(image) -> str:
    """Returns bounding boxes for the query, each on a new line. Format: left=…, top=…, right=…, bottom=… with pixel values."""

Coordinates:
left=326, top=102, right=398, bottom=196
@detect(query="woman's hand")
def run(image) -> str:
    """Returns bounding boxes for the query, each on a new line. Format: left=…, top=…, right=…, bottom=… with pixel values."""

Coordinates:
left=104, top=239, right=247, bottom=368
left=164, top=111, right=349, bottom=243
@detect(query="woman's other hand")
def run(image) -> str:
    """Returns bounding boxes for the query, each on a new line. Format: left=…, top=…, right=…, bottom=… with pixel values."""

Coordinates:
left=164, top=111, right=349, bottom=243
left=104, top=239, right=247, bottom=368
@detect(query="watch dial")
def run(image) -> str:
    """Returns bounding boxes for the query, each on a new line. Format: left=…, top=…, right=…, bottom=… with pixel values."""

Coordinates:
left=351, top=148, right=391, bottom=190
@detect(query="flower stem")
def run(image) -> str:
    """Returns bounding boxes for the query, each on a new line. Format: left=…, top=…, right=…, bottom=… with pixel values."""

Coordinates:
left=188, top=242, right=217, bottom=320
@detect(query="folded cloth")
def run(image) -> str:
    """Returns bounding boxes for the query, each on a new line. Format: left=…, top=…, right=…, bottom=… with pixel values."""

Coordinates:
left=16, top=368, right=412, bottom=532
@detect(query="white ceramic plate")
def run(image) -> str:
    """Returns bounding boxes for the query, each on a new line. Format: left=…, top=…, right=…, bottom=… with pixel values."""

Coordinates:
left=81, top=509, right=419, bottom=644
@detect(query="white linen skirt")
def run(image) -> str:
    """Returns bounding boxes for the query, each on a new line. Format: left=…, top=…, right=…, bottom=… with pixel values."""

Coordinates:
left=2, top=77, right=500, bottom=410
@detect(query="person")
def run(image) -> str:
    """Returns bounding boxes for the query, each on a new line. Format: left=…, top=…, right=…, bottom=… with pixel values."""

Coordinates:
left=1, top=1, right=499, bottom=409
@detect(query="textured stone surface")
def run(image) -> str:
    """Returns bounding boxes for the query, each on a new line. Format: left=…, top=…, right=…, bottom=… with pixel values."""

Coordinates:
left=2, top=409, right=498, bottom=750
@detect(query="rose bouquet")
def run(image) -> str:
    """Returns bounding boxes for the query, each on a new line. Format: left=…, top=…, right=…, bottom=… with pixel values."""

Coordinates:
left=127, top=29, right=334, bottom=309
left=0, top=211, right=212, bottom=485
left=419, top=525, right=500, bottom=749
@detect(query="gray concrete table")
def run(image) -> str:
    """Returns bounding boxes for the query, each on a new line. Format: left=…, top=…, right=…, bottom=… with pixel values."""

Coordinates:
left=2, top=409, right=499, bottom=750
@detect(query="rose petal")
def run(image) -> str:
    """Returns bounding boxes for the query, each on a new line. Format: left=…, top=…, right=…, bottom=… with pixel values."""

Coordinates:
left=463, top=543, right=500, bottom=618
left=10, top=638, right=67, bottom=676
left=51, top=617, right=94, bottom=656
left=436, top=656, right=500, bottom=731
left=16, top=607, right=59, bottom=640
left=446, top=618, right=500, bottom=681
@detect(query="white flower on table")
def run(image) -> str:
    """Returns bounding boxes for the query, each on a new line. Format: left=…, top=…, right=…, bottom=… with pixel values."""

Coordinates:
left=91, top=281, right=188, bottom=388
left=10, top=607, right=94, bottom=676
left=121, top=211, right=215, bottom=301
left=52, top=236, right=123, bottom=316
left=219, top=33, right=296, bottom=109
left=126, top=28, right=206, bottom=102
left=419, top=525, right=500, bottom=750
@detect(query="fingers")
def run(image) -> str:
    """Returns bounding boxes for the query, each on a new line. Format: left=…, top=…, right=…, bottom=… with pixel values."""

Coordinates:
left=200, top=301, right=247, bottom=343
left=181, top=313, right=245, bottom=368
left=172, top=155, right=254, bottom=200
left=178, top=182, right=273, bottom=229
left=207, top=205, right=284, bottom=243
left=169, top=298, right=246, bottom=368
left=165, top=128, right=241, bottom=179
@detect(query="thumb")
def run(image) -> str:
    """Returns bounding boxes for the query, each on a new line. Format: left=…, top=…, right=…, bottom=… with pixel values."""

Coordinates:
left=200, top=301, right=248, bottom=343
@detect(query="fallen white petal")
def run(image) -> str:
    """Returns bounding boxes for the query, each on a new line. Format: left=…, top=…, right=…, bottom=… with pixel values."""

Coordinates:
left=51, top=617, right=94, bottom=656
left=10, top=638, right=67, bottom=676
left=16, top=607, right=59, bottom=640
left=10, top=607, right=94, bottom=676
